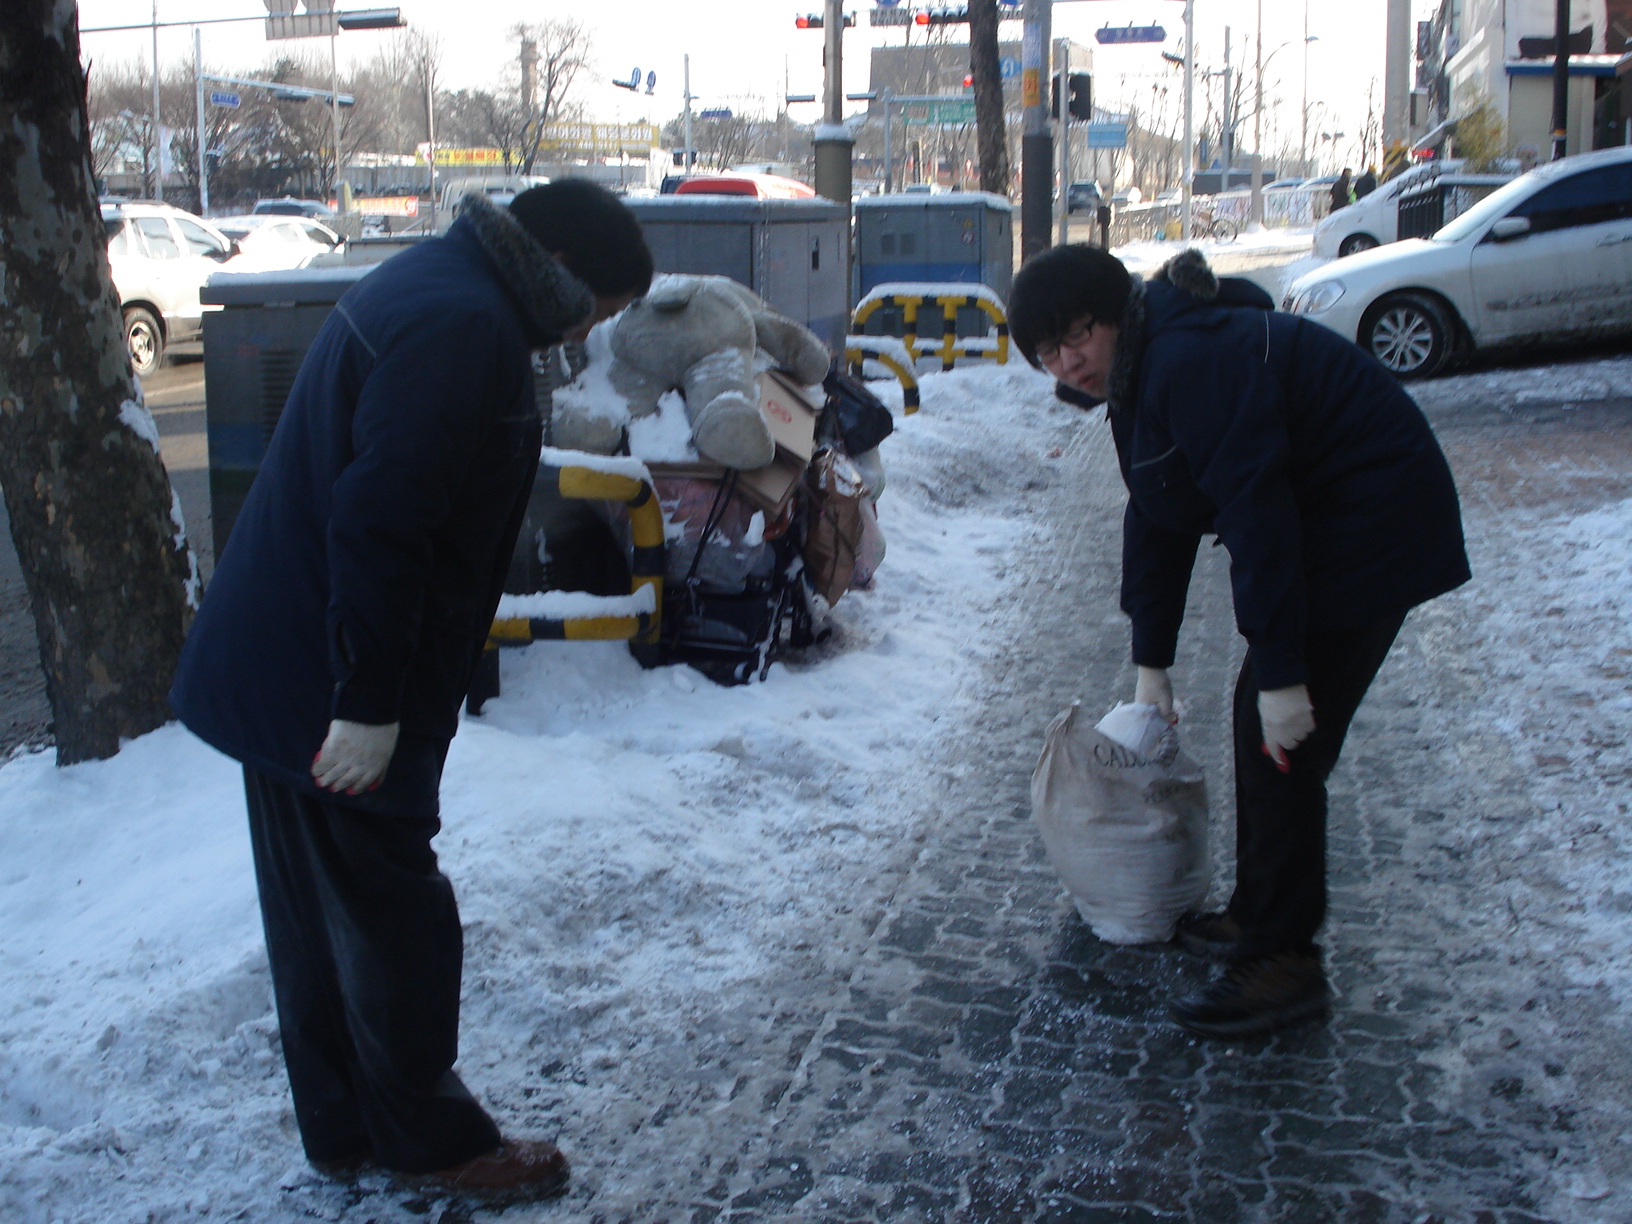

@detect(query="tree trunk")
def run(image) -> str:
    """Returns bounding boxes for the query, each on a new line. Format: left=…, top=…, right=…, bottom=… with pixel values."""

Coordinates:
left=0, top=5, right=197, bottom=765
left=968, top=0, right=1011, bottom=198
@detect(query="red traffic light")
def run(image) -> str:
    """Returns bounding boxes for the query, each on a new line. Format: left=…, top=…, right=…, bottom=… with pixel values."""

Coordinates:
left=795, top=12, right=854, bottom=27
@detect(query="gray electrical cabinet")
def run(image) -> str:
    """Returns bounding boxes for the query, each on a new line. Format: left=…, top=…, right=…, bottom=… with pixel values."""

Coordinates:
left=199, top=197, right=851, bottom=555
left=624, top=196, right=851, bottom=348
left=853, top=192, right=1015, bottom=300
left=200, top=267, right=372, bottom=556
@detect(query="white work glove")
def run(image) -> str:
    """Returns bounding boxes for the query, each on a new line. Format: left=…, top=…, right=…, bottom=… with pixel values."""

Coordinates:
left=311, top=719, right=400, bottom=795
left=1258, top=685, right=1315, bottom=773
left=1134, top=665, right=1176, bottom=721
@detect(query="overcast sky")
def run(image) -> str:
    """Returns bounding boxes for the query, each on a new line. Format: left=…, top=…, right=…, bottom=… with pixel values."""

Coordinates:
left=76, top=1, right=1412, bottom=171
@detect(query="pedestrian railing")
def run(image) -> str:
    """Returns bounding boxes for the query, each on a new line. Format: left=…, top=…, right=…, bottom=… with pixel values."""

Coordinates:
left=850, top=283, right=1010, bottom=372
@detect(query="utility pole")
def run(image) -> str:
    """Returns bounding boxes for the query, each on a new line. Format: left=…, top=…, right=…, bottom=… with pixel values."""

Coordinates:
left=1056, top=39, right=1070, bottom=246
left=1251, top=0, right=1264, bottom=225
left=1550, top=0, right=1571, bottom=159
left=1300, top=0, right=1310, bottom=176
left=813, top=0, right=854, bottom=204
left=1181, top=0, right=1194, bottom=240
left=683, top=54, right=694, bottom=173
left=151, top=0, right=164, bottom=202
left=194, top=27, right=208, bottom=215
left=1021, top=0, right=1052, bottom=260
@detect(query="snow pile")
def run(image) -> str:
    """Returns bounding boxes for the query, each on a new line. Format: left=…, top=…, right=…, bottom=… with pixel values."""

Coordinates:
left=0, top=359, right=1064, bottom=1223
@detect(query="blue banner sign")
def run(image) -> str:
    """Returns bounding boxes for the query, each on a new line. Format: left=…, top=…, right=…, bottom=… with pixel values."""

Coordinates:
left=1096, top=25, right=1166, bottom=45
left=1085, top=121, right=1129, bottom=148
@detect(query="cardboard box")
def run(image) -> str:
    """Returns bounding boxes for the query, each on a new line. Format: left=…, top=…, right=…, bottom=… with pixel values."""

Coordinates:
left=649, top=370, right=825, bottom=515
left=757, top=369, right=822, bottom=462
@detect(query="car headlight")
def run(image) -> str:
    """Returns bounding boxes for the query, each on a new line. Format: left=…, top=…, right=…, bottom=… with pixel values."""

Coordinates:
left=1287, top=279, right=1346, bottom=315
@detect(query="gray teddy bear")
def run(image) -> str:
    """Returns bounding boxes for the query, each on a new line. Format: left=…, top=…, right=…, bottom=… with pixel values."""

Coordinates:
left=553, top=274, right=831, bottom=469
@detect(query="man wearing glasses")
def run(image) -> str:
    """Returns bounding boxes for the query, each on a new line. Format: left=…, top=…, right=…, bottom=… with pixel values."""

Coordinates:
left=1008, top=244, right=1469, bottom=1039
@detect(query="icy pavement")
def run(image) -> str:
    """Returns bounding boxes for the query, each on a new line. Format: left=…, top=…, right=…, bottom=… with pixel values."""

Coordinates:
left=4, top=346, right=1632, bottom=1222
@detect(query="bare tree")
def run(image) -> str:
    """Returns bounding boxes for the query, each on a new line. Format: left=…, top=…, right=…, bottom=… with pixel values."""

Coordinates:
left=511, top=20, right=591, bottom=173
left=967, top=0, right=1010, bottom=196
left=0, top=4, right=197, bottom=764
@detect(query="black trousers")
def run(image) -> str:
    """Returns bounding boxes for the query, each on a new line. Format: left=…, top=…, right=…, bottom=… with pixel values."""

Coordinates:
left=242, top=767, right=501, bottom=1173
left=1226, top=614, right=1406, bottom=962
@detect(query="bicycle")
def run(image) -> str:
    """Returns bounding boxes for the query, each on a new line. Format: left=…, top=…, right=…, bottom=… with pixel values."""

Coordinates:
left=1191, top=204, right=1240, bottom=242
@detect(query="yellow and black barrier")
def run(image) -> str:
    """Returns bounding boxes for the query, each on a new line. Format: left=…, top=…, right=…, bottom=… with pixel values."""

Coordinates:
left=487, top=458, right=665, bottom=650
left=844, top=337, right=920, bottom=415
left=850, top=285, right=1010, bottom=372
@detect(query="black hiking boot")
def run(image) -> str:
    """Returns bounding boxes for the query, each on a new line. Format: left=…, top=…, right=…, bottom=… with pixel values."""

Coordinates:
left=1174, top=910, right=1241, bottom=958
left=1170, top=952, right=1330, bottom=1039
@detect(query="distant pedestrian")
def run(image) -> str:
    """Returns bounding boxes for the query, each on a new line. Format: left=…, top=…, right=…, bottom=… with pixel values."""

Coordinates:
left=1355, top=166, right=1378, bottom=198
left=1331, top=168, right=1354, bottom=212
left=1008, top=244, right=1470, bottom=1039
left=170, top=182, right=652, bottom=1198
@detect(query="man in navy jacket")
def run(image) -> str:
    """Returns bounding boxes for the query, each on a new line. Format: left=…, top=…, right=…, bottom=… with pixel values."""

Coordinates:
left=170, top=182, right=651, bottom=1198
left=1009, top=245, right=1469, bottom=1039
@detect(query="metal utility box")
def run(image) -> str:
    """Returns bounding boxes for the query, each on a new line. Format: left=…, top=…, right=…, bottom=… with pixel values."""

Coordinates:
left=853, top=192, right=1014, bottom=298
left=201, top=266, right=373, bottom=556
left=623, top=196, right=851, bottom=348
left=852, top=192, right=1014, bottom=339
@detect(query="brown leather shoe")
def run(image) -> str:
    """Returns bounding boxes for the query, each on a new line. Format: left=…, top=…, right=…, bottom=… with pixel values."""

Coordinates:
left=408, top=1139, right=571, bottom=1203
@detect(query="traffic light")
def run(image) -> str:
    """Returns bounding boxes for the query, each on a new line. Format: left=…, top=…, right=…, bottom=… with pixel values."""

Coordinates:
left=1068, top=72, right=1091, bottom=121
left=795, top=12, right=855, bottom=27
left=1051, top=71, right=1092, bottom=121
left=915, top=7, right=968, bottom=25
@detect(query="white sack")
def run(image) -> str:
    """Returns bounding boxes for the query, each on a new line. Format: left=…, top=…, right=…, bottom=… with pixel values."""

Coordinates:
left=1030, top=701, right=1211, bottom=944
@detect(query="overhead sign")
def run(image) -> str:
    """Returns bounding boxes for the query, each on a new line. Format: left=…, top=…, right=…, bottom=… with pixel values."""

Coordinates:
left=1085, top=121, right=1129, bottom=148
left=900, top=98, right=976, bottom=126
left=1096, top=24, right=1166, bottom=45
left=209, top=90, right=241, bottom=108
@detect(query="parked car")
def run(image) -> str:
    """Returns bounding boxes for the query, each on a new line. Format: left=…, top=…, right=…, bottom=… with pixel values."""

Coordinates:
left=1067, top=181, right=1104, bottom=213
left=1313, top=159, right=1473, bottom=257
left=103, top=200, right=237, bottom=376
left=1282, top=146, right=1632, bottom=379
left=251, top=196, right=336, bottom=218
left=212, top=214, right=346, bottom=271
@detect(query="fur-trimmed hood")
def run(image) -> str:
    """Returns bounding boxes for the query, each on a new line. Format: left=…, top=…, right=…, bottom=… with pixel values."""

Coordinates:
left=1105, top=247, right=1269, bottom=414
left=456, top=192, right=595, bottom=348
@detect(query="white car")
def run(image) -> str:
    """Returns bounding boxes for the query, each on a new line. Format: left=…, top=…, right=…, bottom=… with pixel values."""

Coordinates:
left=103, top=200, right=237, bottom=376
left=1283, top=146, right=1632, bottom=379
left=1311, top=161, right=1468, bottom=258
left=212, top=214, right=346, bottom=272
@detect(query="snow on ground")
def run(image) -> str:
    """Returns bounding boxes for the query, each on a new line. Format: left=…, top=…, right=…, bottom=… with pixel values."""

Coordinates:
left=0, top=360, right=1065, bottom=1224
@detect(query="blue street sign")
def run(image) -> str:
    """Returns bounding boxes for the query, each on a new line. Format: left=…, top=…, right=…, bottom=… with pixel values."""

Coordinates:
left=999, top=55, right=1020, bottom=79
left=1085, top=121, right=1129, bottom=148
left=209, top=90, right=241, bottom=108
left=628, top=66, right=642, bottom=89
left=646, top=70, right=657, bottom=93
left=1096, top=25, right=1166, bottom=45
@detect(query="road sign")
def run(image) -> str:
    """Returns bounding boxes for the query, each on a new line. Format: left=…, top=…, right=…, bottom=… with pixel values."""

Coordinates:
left=1085, top=121, right=1128, bottom=148
left=900, top=98, right=976, bottom=126
left=209, top=91, right=241, bottom=108
left=999, top=56, right=1020, bottom=80
left=1096, top=24, right=1166, bottom=44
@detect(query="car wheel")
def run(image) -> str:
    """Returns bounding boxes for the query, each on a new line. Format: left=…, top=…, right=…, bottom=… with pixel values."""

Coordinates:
left=1338, top=233, right=1380, bottom=257
left=1361, top=292, right=1455, bottom=379
left=123, top=306, right=164, bottom=377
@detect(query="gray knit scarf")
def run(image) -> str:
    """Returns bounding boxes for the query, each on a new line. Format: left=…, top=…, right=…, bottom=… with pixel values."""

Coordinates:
left=458, top=192, right=595, bottom=349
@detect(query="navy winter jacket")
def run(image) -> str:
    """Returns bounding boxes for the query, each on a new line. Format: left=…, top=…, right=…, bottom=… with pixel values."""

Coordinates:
left=1103, top=253, right=1469, bottom=690
left=170, top=203, right=592, bottom=815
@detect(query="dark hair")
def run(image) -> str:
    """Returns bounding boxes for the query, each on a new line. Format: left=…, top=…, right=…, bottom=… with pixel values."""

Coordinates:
left=1007, top=244, right=1133, bottom=368
left=508, top=180, right=654, bottom=297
